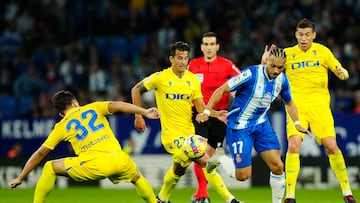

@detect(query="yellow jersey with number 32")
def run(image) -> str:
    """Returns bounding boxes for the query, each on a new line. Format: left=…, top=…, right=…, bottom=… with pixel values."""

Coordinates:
left=284, top=42, right=342, bottom=107
left=43, top=101, right=121, bottom=161
left=143, top=67, right=203, bottom=145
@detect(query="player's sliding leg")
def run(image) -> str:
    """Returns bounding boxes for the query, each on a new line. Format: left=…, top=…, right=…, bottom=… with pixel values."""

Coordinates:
left=33, top=161, right=56, bottom=203
left=157, top=166, right=181, bottom=202
left=203, top=168, right=242, bottom=203
left=206, top=147, right=225, bottom=173
left=219, top=155, right=236, bottom=178
left=193, top=162, right=209, bottom=199
left=133, top=173, right=158, bottom=203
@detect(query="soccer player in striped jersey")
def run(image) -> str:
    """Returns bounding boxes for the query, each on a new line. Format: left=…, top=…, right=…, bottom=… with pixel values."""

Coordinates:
left=8, top=90, right=161, bottom=203
left=281, top=19, right=356, bottom=203
left=131, top=41, right=242, bottom=203
left=199, top=48, right=310, bottom=203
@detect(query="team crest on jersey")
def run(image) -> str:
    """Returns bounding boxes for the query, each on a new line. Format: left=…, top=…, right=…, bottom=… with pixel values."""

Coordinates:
left=276, top=83, right=281, bottom=93
left=292, top=54, right=296, bottom=59
left=235, top=154, right=242, bottom=164
left=168, top=81, right=172, bottom=86
left=313, top=51, right=317, bottom=56
left=187, top=81, right=191, bottom=87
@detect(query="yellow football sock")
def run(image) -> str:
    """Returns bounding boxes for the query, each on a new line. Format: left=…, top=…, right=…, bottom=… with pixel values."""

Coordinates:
left=203, top=168, right=233, bottom=201
left=285, top=153, right=300, bottom=198
left=33, top=161, right=56, bottom=203
left=158, top=167, right=181, bottom=201
left=134, top=174, right=157, bottom=203
left=328, top=150, right=352, bottom=195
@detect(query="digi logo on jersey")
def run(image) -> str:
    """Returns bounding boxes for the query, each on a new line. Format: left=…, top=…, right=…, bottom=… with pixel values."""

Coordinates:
left=165, top=93, right=191, bottom=100
left=291, top=60, right=320, bottom=69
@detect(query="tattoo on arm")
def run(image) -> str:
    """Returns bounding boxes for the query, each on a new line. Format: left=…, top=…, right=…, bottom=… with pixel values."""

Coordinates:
left=135, top=81, right=148, bottom=94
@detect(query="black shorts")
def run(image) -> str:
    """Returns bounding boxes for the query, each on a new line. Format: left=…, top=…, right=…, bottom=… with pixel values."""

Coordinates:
left=192, top=107, right=226, bottom=148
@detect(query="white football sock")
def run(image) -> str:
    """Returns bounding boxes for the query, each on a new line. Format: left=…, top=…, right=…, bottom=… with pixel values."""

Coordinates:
left=219, top=155, right=236, bottom=178
left=269, top=172, right=285, bottom=203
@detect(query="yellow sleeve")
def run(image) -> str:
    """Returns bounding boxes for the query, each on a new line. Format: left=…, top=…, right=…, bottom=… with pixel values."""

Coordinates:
left=143, top=71, right=161, bottom=91
left=324, top=47, right=349, bottom=80
left=42, top=123, right=64, bottom=150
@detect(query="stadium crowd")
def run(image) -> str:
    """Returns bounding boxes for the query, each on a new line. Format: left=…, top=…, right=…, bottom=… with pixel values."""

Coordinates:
left=1, top=0, right=360, bottom=118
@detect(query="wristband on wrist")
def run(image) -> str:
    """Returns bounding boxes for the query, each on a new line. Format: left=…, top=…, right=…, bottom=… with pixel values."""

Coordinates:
left=294, top=120, right=300, bottom=126
left=203, top=109, right=211, bottom=116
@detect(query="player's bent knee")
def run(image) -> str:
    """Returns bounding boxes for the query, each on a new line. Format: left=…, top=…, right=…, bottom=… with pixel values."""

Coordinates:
left=274, top=161, right=284, bottom=170
left=323, top=144, right=339, bottom=154
left=174, top=168, right=186, bottom=176
left=287, top=142, right=301, bottom=153
left=235, top=173, right=251, bottom=181
left=130, top=170, right=141, bottom=184
left=173, top=164, right=186, bottom=176
left=271, top=166, right=284, bottom=175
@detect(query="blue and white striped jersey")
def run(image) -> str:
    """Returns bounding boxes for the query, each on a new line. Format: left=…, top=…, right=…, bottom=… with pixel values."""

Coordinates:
left=227, top=65, right=292, bottom=130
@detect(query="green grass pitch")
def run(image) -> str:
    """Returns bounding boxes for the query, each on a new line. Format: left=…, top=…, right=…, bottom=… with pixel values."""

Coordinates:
left=1, top=187, right=358, bottom=203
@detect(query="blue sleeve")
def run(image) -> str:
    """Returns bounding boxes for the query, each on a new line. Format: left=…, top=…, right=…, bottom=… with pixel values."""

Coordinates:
left=280, top=74, right=292, bottom=103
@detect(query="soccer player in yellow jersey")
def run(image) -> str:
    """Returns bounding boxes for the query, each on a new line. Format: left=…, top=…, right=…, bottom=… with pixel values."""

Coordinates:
left=280, top=19, right=356, bottom=203
left=131, top=41, right=242, bottom=203
left=8, top=90, right=160, bottom=203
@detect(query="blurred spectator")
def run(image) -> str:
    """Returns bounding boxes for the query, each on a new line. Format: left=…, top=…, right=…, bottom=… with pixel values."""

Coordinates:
left=169, top=0, right=191, bottom=38
left=157, top=19, right=177, bottom=52
left=7, top=142, right=23, bottom=159
left=0, top=67, right=13, bottom=96
left=353, top=91, right=360, bottom=114
left=16, top=8, right=34, bottom=33
left=44, top=60, right=60, bottom=94
left=13, top=64, right=44, bottom=97
left=0, top=53, right=15, bottom=96
left=88, top=62, right=112, bottom=100
left=0, top=0, right=359, bottom=118
left=59, top=50, right=86, bottom=91
left=335, top=88, right=356, bottom=113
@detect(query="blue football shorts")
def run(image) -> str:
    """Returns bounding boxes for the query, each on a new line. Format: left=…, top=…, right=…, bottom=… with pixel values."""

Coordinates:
left=226, top=120, right=280, bottom=169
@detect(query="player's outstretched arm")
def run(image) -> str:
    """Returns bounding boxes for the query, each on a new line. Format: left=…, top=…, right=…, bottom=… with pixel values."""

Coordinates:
left=8, top=146, right=51, bottom=189
left=196, top=83, right=230, bottom=123
left=108, top=101, right=159, bottom=119
left=143, top=107, right=161, bottom=119
left=335, top=66, right=349, bottom=80
left=284, top=100, right=312, bottom=138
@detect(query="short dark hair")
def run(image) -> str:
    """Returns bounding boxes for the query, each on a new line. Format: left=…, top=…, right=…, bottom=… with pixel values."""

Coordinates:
left=202, top=32, right=217, bottom=38
left=202, top=32, right=218, bottom=43
left=169, top=41, right=190, bottom=56
left=51, top=90, right=76, bottom=113
left=296, top=18, right=315, bottom=31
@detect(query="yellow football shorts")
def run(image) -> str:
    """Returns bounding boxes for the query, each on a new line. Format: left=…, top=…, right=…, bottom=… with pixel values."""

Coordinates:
left=64, top=150, right=138, bottom=184
left=162, top=134, right=192, bottom=168
left=287, top=105, right=336, bottom=145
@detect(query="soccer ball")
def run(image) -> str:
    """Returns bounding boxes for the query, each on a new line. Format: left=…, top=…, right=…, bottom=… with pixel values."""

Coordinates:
left=183, top=134, right=208, bottom=159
